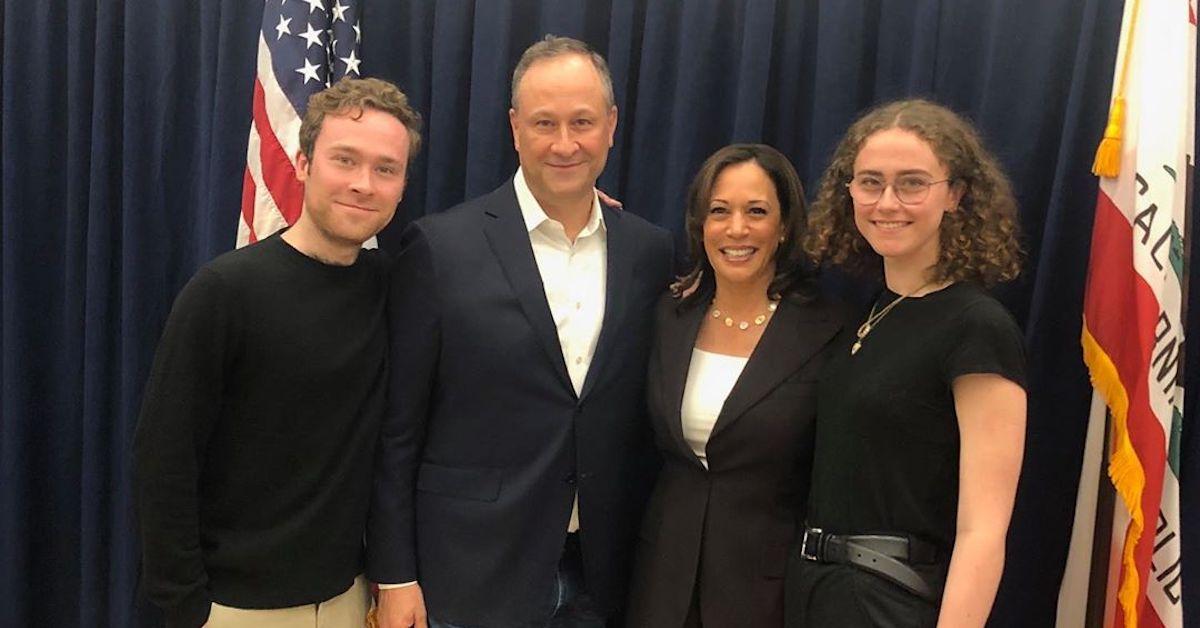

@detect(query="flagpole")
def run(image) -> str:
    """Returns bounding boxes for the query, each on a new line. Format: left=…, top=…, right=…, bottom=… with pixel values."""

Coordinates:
left=1056, top=392, right=1116, bottom=627
left=1085, top=405, right=1116, bottom=627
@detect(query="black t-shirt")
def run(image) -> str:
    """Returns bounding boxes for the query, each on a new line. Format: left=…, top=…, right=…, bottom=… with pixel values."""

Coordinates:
left=805, top=282, right=1025, bottom=555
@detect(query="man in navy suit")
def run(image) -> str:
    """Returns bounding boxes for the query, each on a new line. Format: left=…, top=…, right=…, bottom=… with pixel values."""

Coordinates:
left=368, top=36, right=674, bottom=627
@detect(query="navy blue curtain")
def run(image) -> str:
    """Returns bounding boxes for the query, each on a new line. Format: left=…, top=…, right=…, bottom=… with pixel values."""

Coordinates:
left=0, top=2, right=259, bottom=626
left=2, top=1, right=1195, bottom=626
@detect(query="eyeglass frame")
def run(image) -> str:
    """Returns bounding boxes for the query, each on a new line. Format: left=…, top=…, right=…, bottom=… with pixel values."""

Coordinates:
left=844, top=176, right=954, bottom=206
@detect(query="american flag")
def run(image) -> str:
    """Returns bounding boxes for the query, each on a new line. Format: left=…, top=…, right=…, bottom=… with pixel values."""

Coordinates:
left=237, top=0, right=364, bottom=247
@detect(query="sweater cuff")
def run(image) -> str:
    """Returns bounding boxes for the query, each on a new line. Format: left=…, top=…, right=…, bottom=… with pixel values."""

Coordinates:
left=164, top=588, right=211, bottom=628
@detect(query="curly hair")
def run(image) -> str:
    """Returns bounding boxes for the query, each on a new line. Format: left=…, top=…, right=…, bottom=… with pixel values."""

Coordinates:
left=804, top=99, right=1021, bottom=286
left=299, top=77, right=423, bottom=164
left=674, top=143, right=817, bottom=308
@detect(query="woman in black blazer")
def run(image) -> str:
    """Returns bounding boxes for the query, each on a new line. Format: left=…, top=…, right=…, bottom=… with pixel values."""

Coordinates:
left=627, top=144, right=846, bottom=627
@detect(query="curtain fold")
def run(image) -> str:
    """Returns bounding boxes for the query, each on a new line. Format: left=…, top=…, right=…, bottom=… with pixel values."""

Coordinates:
left=4, top=1, right=1193, bottom=626
left=1, top=2, right=257, bottom=626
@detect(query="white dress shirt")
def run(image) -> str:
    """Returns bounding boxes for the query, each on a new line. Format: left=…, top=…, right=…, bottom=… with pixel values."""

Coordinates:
left=514, top=167, right=607, bottom=533
left=681, top=348, right=748, bottom=469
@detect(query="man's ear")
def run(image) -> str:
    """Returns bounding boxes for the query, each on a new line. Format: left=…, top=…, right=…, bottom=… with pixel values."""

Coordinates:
left=509, top=108, right=521, bottom=152
left=606, top=105, right=617, bottom=148
left=295, top=151, right=310, bottom=183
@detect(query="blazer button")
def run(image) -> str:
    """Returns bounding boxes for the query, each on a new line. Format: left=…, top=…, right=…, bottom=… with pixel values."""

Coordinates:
left=564, top=473, right=577, bottom=486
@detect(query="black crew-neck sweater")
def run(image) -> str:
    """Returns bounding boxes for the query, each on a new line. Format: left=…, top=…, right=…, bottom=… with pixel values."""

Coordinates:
left=134, top=234, right=388, bottom=628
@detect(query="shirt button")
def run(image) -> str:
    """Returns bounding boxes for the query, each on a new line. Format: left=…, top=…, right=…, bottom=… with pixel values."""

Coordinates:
left=575, top=356, right=583, bottom=365
left=575, top=302, right=581, bottom=310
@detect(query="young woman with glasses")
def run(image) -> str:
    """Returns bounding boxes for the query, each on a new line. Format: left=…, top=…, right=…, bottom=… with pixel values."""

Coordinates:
left=785, top=99, right=1027, bottom=628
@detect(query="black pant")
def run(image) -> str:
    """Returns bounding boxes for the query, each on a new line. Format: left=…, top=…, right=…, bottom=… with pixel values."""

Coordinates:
left=682, top=578, right=701, bottom=628
left=784, top=557, right=941, bottom=628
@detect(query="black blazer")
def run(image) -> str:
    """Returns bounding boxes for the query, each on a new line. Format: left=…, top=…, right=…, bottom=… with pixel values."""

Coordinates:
left=627, top=292, right=846, bottom=627
left=367, top=180, right=674, bottom=627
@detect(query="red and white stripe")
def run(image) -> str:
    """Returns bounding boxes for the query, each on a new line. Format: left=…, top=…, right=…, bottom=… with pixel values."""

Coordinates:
left=238, top=33, right=304, bottom=248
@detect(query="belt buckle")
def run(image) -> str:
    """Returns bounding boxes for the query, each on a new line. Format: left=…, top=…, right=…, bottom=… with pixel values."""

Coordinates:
left=800, top=527, right=823, bottom=561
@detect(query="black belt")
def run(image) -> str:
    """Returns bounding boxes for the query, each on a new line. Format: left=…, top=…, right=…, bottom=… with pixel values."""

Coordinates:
left=799, top=527, right=940, bottom=603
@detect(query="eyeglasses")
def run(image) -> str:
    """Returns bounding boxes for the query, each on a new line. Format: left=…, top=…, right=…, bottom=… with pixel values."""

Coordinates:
left=846, top=175, right=952, bottom=205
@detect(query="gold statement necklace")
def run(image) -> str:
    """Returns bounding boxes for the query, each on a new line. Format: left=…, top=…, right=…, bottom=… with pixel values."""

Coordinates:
left=711, top=299, right=779, bottom=331
left=851, top=281, right=935, bottom=355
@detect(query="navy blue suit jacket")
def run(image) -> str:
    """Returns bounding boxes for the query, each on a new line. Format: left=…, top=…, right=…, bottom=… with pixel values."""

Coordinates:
left=367, top=179, right=674, bottom=626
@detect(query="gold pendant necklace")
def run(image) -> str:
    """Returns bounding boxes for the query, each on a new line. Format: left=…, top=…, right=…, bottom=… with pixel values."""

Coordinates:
left=850, top=281, right=934, bottom=355
left=711, top=300, right=779, bottom=331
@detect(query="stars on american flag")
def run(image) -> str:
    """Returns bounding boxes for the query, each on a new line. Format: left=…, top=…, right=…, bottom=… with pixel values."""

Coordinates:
left=263, top=0, right=360, bottom=99
left=296, top=58, right=323, bottom=84
left=298, top=22, right=324, bottom=49
left=331, top=0, right=350, bottom=23
left=339, top=49, right=361, bottom=76
left=274, top=14, right=292, bottom=40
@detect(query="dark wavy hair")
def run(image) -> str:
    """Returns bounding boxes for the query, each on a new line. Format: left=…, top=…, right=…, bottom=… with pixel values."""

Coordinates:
left=674, top=143, right=817, bottom=308
left=804, top=99, right=1022, bottom=286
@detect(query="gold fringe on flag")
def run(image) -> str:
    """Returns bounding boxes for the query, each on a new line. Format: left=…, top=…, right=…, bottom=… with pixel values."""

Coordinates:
left=1081, top=322, right=1146, bottom=628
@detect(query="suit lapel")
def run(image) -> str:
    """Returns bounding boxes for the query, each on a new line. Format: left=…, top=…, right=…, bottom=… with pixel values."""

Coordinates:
left=658, top=300, right=708, bottom=469
left=480, top=182, right=574, bottom=394
left=709, top=298, right=841, bottom=440
left=580, top=205, right=633, bottom=400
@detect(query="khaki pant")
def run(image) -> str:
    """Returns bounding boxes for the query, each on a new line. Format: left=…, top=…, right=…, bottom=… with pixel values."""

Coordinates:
left=207, top=575, right=371, bottom=628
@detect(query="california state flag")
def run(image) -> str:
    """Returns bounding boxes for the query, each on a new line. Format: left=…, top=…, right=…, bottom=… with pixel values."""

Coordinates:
left=1078, top=0, right=1193, bottom=627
